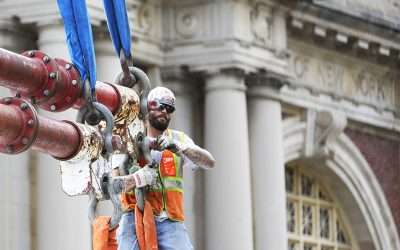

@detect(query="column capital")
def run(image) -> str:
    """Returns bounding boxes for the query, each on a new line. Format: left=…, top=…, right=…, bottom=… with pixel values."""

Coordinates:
left=93, top=24, right=116, bottom=56
left=93, top=24, right=113, bottom=42
left=160, top=66, right=199, bottom=96
left=272, top=3, right=291, bottom=16
left=160, top=66, right=189, bottom=82
left=2, top=0, right=105, bottom=26
left=0, top=17, right=14, bottom=27
left=204, top=68, right=247, bottom=93
left=0, top=17, right=36, bottom=51
left=247, top=72, right=287, bottom=98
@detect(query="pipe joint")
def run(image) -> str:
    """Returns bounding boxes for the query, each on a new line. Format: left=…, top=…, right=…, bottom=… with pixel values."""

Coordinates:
left=0, top=97, right=39, bottom=154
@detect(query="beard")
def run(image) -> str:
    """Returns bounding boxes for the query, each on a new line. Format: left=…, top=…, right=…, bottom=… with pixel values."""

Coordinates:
left=149, top=114, right=170, bottom=131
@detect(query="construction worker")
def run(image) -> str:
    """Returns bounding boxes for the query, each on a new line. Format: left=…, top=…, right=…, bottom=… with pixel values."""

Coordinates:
left=112, top=86, right=216, bottom=250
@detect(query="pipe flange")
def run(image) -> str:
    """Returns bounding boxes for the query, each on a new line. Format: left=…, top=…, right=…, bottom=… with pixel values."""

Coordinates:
left=40, top=58, right=82, bottom=112
left=0, top=97, right=39, bottom=154
left=22, top=50, right=59, bottom=105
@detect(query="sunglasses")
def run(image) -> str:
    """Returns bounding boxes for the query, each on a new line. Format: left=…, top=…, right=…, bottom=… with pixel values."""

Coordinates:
left=148, top=100, right=175, bottom=113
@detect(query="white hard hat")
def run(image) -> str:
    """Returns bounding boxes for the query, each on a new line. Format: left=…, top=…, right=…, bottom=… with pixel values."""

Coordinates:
left=147, top=86, right=176, bottom=108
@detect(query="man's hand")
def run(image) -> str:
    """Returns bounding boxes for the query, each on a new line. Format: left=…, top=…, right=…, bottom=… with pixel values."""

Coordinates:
left=132, top=165, right=158, bottom=188
left=156, top=135, right=187, bottom=153
left=156, top=134, right=216, bottom=169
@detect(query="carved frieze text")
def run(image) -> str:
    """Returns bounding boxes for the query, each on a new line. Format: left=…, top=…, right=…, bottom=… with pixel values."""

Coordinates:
left=289, top=49, right=400, bottom=110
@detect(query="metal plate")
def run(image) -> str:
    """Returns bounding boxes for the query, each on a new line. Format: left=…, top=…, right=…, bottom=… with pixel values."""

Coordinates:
left=60, top=156, right=111, bottom=198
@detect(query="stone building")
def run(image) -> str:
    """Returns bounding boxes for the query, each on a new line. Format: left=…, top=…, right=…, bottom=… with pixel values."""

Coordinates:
left=0, top=0, right=399, bottom=250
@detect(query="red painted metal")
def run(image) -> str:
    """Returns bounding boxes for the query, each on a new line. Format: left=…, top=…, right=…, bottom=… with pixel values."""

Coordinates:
left=0, top=100, right=81, bottom=159
left=0, top=48, right=47, bottom=94
left=73, top=81, right=121, bottom=114
left=32, top=117, right=81, bottom=159
left=0, top=97, right=39, bottom=154
left=0, top=101, right=24, bottom=146
left=0, top=48, right=121, bottom=113
left=20, top=50, right=70, bottom=109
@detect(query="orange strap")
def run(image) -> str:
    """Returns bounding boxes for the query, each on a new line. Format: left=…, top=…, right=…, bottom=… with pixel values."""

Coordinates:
left=135, top=201, right=158, bottom=250
left=92, top=216, right=118, bottom=250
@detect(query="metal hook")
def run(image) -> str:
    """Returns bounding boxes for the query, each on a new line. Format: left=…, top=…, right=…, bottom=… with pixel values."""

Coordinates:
left=127, top=67, right=151, bottom=120
left=88, top=189, right=98, bottom=223
left=118, top=50, right=136, bottom=87
left=88, top=177, right=123, bottom=230
left=92, top=102, right=114, bottom=159
left=77, top=80, right=102, bottom=125
left=113, top=66, right=151, bottom=120
left=133, top=132, right=157, bottom=212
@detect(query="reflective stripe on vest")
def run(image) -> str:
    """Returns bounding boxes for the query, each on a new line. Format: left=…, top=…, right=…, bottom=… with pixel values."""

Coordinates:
left=163, top=177, right=183, bottom=191
left=148, top=177, right=183, bottom=192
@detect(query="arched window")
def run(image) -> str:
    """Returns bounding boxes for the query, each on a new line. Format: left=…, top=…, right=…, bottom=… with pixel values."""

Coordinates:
left=286, top=166, right=358, bottom=250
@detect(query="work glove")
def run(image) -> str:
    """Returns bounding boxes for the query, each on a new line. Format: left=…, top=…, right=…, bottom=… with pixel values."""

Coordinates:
left=111, top=153, right=128, bottom=169
left=132, top=165, right=158, bottom=188
left=157, top=135, right=187, bottom=154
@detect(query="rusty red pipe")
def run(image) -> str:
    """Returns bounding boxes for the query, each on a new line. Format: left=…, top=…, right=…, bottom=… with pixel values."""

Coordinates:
left=0, top=103, right=24, bottom=144
left=0, top=48, right=121, bottom=113
left=72, top=81, right=121, bottom=113
left=0, top=100, right=81, bottom=159
left=0, top=48, right=47, bottom=94
left=32, top=116, right=81, bottom=159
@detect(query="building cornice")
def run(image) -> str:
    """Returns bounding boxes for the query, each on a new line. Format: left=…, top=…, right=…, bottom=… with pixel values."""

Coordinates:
left=288, top=10, right=400, bottom=67
left=304, top=0, right=400, bottom=32
left=162, top=0, right=288, bottom=74
left=0, top=0, right=106, bottom=25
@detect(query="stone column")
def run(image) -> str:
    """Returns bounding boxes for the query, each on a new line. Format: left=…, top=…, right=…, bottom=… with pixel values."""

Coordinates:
left=95, top=28, right=121, bottom=83
left=147, top=66, right=162, bottom=87
left=162, top=67, right=204, bottom=250
left=0, top=18, right=35, bottom=250
left=35, top=21, right=90, bottom=250
left=204, top=70, right=253, bottom=250
left=248, top=83, right=287, bottom=250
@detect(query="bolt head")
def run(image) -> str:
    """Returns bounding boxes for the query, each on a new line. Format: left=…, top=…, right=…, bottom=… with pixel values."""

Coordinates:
left=3, top=97, right=12, bottom=104
left=43, top=89, right=50, bottom=96
left=20, top=103, right=28, bottom=110
left=65, top=63, right=72, bottom=70
left=49, top=72, right=57, bottom=79
left=5, top=145, right=13, bottom=153
left=28, top=51, right=35, bottom=57
left=72, top=80, right=77, bottom=86
left=21, top=137, right=29, bottom=145
left=50, top=105, right=57, bottom=111
left=27, top=119, right=34, bottom=127
left=43, top=56, right=50, bottom=63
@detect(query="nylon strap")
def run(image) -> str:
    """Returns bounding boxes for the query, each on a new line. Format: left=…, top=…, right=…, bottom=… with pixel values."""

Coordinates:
left=102, top=0, right=132, bottom=59
left=57, top=0, right=97, bottom=95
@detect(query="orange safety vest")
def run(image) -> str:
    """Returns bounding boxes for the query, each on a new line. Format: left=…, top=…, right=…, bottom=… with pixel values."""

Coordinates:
left=121, top=129, right=185, bottom=221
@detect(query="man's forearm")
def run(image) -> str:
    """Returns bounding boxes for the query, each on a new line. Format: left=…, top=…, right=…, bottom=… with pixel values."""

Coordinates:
left=180, top=144, right=216, bottom=169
